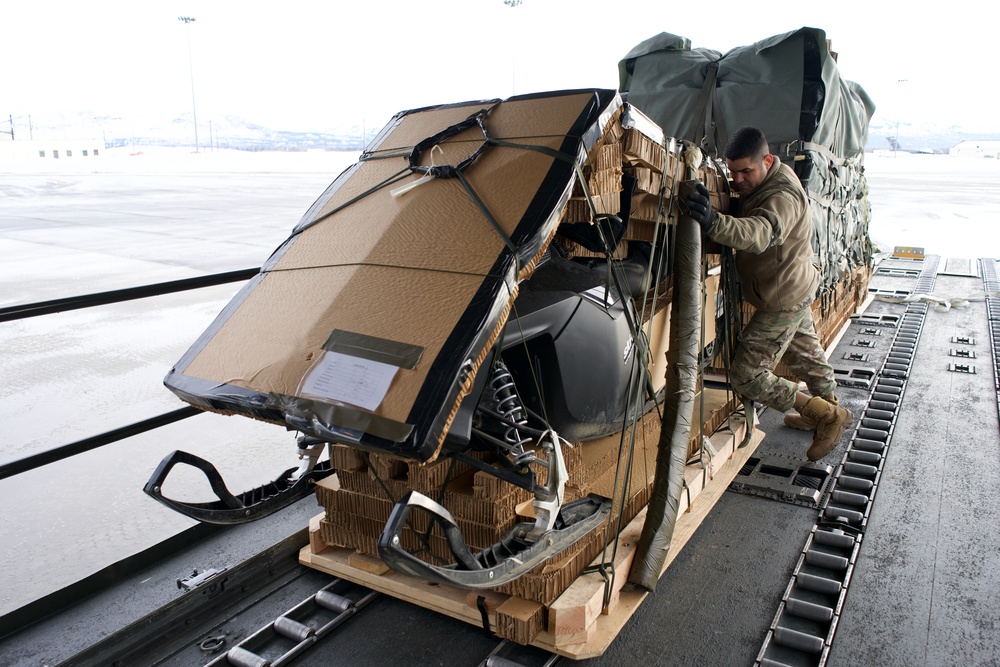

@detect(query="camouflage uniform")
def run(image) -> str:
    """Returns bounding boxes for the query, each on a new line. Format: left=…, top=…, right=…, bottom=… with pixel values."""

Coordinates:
left=729, top=297, right=837, bottom=412
left=706, top=156, right=836, bottom=411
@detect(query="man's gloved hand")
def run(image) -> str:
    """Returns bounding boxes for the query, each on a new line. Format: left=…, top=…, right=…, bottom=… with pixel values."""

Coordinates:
left=685, top=182, right=715, bottom=235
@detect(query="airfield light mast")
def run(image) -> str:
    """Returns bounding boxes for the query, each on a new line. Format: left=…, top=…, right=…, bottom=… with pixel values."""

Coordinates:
left=504, top=0, right=521, bottom=96
left=178, top=16, right=199, bottom=153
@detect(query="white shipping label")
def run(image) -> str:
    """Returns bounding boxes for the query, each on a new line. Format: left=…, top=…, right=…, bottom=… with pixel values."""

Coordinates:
left=300, top=351, right=398, bottom=412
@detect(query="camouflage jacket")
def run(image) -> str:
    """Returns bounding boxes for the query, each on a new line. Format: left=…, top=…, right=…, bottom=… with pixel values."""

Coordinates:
left=707, top=156, right=818, bottom=313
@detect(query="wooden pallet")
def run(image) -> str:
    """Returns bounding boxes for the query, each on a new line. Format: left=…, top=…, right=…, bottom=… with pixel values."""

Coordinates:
left=300, top=414, right=764, bottom=659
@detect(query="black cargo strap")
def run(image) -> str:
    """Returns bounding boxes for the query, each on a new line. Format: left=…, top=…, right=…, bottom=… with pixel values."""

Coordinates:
left=290, top=166, right=412, bottom=235
left=292, top=106, right=498, bottom=235
left=358, top=451, right=397, bottom=504
left=407, top=108, right=493, bottom=178
left=293, top=109, right=591, bottom=279
left=476, top=595, right=494, bottom=639
left=454, top=169, right=519, bottom=259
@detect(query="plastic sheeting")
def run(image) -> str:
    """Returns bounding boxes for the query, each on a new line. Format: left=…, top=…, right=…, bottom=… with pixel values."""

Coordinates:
left=619, top=27, right=875, bottom=293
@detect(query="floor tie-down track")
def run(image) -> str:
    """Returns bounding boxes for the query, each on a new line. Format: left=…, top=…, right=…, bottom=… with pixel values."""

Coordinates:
left=755, top=254, right=941, bottom=667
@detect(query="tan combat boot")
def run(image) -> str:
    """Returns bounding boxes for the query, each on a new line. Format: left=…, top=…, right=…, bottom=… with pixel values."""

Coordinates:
left=784, top=393, right=839, bottom=431
left=799, top=396, right=853, bottom=461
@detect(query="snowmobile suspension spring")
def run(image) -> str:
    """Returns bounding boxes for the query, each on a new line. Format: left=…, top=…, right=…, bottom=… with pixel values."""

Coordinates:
left=489, top=366, right=532, bottom=452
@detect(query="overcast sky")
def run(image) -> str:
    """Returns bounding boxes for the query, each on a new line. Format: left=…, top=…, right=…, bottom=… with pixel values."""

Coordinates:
left=5, top=0, right=998, bottom=137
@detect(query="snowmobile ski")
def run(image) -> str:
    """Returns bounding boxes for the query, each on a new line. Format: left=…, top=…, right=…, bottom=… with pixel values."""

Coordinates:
left=143, top=448, right=335, bottom=525
left=377, top=490, right=612, bottom=589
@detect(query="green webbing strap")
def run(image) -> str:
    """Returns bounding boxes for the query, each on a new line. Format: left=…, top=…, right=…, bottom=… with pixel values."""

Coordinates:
left=713, top=106, right=729, bottom=162
left=465, top=134, right=618, bottom=277
left=739, top=396, right=757, bottom=447
left=588, top=360, right=644, bottom=610
left=508, top=300, right=552, bottom=426
left=717, top=245, right=757, bottom=446
left=288, top=131, right=584, bottom=279
left=798, top=140, right=848, bottom=167
left=690, top=61, right=723, bottom=156
left=487, top=136, right=577, bottom=165
left=641, top=137, right=684, bottom=425
left=363, top=148, right=419, bottom=161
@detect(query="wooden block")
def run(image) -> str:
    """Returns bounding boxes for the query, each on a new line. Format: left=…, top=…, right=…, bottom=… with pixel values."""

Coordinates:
left=602, top=588, right=621, bottom=616
left=347, top=551, right=390, bottom=576
left=496, top=597, right=546, bottom=645
left=687, top=388, right=738, bottom=459
left=308, top=511, right=328, bottom=556
left=497, top=524, right=609, bottom=606
left=465, top=590, right=510, bottom=614
left=315, top=474, right=341, bottom=491
left=548, top=518, right=642, bottom=638
left=553, top=616, right=598, bottom=647
left=300, top=545, right=496, bottom=632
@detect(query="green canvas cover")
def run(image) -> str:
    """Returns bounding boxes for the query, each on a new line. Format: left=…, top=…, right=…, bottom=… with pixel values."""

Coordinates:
left=619, top=27, right=876, bottom=292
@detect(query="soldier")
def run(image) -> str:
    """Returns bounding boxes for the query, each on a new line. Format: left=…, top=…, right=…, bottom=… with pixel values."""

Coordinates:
left=685, top=126, right=852, bottom=461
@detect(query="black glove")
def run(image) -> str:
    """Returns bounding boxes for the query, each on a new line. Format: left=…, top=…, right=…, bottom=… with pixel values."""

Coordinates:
left=685, top=182, right=715, bottom=235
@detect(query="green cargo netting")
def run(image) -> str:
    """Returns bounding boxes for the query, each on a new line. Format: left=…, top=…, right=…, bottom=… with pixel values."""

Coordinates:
left=619, top=27, right=876, bottom=292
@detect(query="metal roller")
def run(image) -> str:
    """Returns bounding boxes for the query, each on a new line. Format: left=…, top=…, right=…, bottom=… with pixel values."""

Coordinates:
left=315, top=590, right=354, bottom=613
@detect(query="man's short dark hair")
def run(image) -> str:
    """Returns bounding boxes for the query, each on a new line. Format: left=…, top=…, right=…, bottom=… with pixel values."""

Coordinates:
left=724, top=126, right=769, bottom=162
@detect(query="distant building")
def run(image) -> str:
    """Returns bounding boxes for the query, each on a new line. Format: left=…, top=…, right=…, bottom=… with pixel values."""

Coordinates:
left=0, top=139, right=104, bottom=160
left=950, top=140, right=1000, bottom=158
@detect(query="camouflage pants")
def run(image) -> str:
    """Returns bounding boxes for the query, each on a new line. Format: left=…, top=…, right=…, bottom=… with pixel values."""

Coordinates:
left=729, top=306, right=837, bottom=412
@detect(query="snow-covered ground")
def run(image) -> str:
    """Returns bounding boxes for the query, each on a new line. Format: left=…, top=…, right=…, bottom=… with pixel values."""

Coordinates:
left=864, top=152, right=1000, bottom=258
left=0, top=149, right=997, bottom=615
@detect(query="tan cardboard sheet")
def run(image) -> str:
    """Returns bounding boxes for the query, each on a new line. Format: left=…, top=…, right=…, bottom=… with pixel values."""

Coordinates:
left=168, top=90, right=619, bottom=459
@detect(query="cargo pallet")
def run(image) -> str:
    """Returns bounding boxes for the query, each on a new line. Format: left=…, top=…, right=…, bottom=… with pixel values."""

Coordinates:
left=300, top=413, right=764, bottom=659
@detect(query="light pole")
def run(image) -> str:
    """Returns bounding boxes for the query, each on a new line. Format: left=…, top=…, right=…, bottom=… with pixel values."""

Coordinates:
left=504, top=0, right=521, bottom=96
left=893, top=79, right=907, bottom=158
left=178, top=16, right=199, bottom=153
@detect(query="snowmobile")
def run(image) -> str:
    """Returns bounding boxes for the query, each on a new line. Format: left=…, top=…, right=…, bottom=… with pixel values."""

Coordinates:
left=144, top=89, right=695, bottom=589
